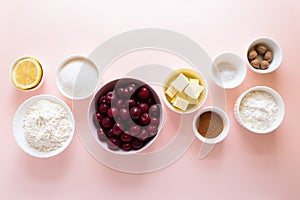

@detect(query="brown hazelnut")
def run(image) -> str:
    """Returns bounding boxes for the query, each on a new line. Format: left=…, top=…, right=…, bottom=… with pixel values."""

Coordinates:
left=255, top=44, right=267, bottom=54
left=250, top=59, right=260, bottom=69
left=248, top=50, right=258, bottom=60
left=263, top=51, right=273, bottom=62
left=260, top=60, right=270, bottom=70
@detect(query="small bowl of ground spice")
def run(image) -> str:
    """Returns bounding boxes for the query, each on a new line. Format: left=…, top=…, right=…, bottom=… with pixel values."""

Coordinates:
left=192, top=106, right=230, bottom=144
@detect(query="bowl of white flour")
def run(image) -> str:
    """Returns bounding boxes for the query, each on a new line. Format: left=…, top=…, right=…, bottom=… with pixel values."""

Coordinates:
left=234, top=86, right=285, bottom=134
left=13, top=94, right=75, bottom=158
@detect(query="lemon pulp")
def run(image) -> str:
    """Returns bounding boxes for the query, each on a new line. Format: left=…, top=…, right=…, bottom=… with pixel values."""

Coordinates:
left=11, top=57, right=43, bottom=90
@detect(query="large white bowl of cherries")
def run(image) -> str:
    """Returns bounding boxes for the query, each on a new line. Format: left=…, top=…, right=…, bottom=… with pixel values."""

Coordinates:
left=89, top=78, right=163, bottom=154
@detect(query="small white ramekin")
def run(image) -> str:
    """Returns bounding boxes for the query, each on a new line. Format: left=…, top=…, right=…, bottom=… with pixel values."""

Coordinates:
left=211, top=52, right=247, bottom=89
left=193, top=106, right=230, bottom=144
left=56, top=54, right=99, bottom=100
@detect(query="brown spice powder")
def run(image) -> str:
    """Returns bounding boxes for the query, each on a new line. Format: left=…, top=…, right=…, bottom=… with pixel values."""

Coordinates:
left=197, top=111, right=224, bottom=138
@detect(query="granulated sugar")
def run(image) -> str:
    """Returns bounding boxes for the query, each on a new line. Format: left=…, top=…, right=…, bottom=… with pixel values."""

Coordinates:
left=57, top=58, right=98, bottom=99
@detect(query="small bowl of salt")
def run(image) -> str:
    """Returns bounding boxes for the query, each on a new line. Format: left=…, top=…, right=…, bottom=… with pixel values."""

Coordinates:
left=56, top=54, right=99, bottom=100
left=211, top=52, right=247, bottom=89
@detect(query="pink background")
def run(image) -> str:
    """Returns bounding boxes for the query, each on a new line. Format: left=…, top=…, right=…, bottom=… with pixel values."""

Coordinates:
left=1, top=0, right=300, bottom=199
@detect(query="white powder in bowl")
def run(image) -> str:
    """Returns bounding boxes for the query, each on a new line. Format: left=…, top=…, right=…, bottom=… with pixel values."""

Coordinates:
left=239, top=90, right=279, bottom=130
left=23, top=99, right=73, bottom=152
left=57, top=58, right=99, bottom=99
left=216, top=62, right=237, bottom=82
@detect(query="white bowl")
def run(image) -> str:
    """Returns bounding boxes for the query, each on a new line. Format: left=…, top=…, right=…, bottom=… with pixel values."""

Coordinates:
left=246, top=37, right=282, bottom=74
left=88, top=78, right=165, bottom=155
left=56, top=54, right=99, bottom=100
left=10, top=55, right=45, bottom=92
left=234, top=86, right=285, bottom=134
left=162, top=68, right=208, bottom=114
left=13, top=94, right=75, bottom=158
left=193, top=106, right=230, bottom=144
left=211, top=52, right=247, bottom=89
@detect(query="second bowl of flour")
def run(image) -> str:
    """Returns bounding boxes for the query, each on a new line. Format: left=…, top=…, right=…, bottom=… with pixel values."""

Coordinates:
left=234, top=86, right=285, bottom=134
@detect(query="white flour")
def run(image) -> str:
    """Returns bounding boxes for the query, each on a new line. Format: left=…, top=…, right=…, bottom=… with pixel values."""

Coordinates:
left=239, top=90, right=278, bottom=130
left=23, top=99, right=72, bottom=152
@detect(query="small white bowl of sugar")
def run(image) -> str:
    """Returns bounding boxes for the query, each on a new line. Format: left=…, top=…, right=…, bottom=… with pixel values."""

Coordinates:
left=56, top=54, right=100, bottom=100
left=211, top=52, right=247, bottom=89
left=234, top=86, right=285, bottom=134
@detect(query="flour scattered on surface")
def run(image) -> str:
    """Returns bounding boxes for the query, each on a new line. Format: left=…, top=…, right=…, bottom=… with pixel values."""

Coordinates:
left=22, top=99, right=72, bottom=152
left=239, top=90, right=278, bottom=130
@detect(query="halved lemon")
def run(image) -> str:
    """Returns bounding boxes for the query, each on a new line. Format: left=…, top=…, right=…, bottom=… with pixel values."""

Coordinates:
left=11, top=57, right=43, bottom=90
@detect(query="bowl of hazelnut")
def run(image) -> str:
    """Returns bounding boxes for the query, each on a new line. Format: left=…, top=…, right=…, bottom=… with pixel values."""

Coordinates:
left=88, top=78, right=164, bottom=155
left=246, top=37, right=282, bottom=74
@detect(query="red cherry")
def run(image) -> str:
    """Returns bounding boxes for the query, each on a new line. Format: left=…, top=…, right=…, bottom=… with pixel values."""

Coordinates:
left=114, top=99, right=124, bottom=108
left=112, top=122, right=124, bottom=135
left=107, top=138, right=120, bottom=150
left=149, top=104, right=160, bottom=117
left=122, top=143, right=132, bottom=151
left=147, top=125, right=158, bottom=137
left=140, top=113, right=151, bottom=126
left=150, top=117, right=160, bottom=126
left=119, top=108, right=129, bottom=120
left=98, top=96, right=106, bottom=104
left=146, top=98, right=154, bottom=106
left=93, top=113, right=102, bottom=127
left=127, top=86, right=135, bottom=96
left=132, top=139, right=143, bottom=150
left=116, top=87, right=125, bottom=97
left=138, top=129, right=148, bottom=141
left=94, top=112, right=103, bottom=121
left=124, top=88, right=131, bottom=98
left=129, top=125, right=141, bottom=136
left=97, top=127, right=107, bottom=141
left=99, top=103, right=109, bottom=114
left=130, top=107, right=141, bottom=120
left=138, top=87, right=150, bottom=100
left=138, top=103, right=149, bottom=113
left=120, top=132, right=132, bottom=142
left=106, top=129, right=114, bottom=138
left=106, top=91, right=116, bottom=103
left=127, top=99, right=136, bottom=107
left=107, top=107, right=118, bottom=118
left=101, top=117, right=113, bottom=129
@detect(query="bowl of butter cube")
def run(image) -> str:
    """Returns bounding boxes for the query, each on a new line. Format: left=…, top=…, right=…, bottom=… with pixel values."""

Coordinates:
left=163, top=68, right=208, bottom=114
